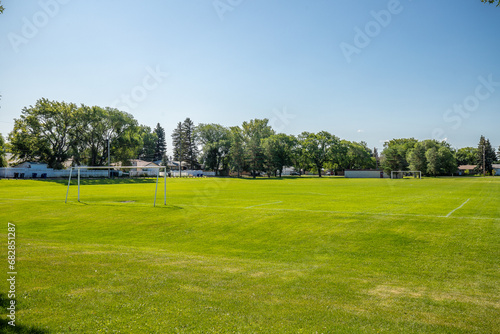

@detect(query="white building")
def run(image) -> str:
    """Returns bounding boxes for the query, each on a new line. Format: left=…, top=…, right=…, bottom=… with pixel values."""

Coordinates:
left=0, top=162, right=117, bottom=179
left=345, top=170, right=389, bottom=178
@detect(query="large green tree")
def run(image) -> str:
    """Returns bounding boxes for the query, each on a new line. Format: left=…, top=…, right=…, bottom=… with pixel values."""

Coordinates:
left=381, top=138, right=418, bottom=172
left=71, top=105, right=105, bottom=166
left=338, top=141, right=375, bottom=170
left=110, top=111, right=143, bottom=166
left=0, top=1, right=4, bottom=14
left=228, top=126, right=246, bottom=177
left=455, top=147, right=478, bottom=166
left=137, top=126, right=157, bottom=161
left=407, top=143, right=428, bottom=173
left=241, top=119, right=274, bottom=178
left=10, top=100, right=143, bottom=168
left=406, top=140, right=441, bottom=173
left=9, top=99, right=77, bottom=169
left=196, top=123, right=231, bottom=176
left=425, top=146, right=457, bottom=176
left=72, top=106, right=141, bottom=166
left=299, top=131, right=341, bottom=177
left=262, top=134, right=297, bottom=178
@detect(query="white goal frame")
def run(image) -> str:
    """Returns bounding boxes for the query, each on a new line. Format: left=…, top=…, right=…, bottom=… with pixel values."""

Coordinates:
left=391, top=171, right=422, bottom=179
left=65, top=166, right=167, bottom=207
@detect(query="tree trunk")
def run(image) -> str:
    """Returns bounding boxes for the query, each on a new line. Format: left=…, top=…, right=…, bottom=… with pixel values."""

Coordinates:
left=317, top=164, right=322, bottom=177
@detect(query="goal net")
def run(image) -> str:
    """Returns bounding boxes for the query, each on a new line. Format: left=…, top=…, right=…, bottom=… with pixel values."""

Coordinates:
left=65, top=166, right=168, bottom=207
left=391, top=171, right=422, bottom=179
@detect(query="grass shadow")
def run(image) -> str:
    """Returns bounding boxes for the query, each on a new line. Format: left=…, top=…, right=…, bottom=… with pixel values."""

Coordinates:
left=40, top=178, right=159, bottom=186
left=239, top=176, right=337, bottom=181
left=239, top=176, right=302, bottom=181
left=0, top=294, right=48, bottom=333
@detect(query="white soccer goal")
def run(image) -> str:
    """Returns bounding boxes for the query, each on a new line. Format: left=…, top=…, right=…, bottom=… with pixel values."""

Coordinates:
left=65, top=166, right=168, bottom=207
left=391, top=171, right=422, bottom=179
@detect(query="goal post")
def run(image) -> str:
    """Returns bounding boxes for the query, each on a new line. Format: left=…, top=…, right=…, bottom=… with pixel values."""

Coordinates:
left=391, top=171, right=422, bottom=179
left=65, top=166, right=167, bottom=207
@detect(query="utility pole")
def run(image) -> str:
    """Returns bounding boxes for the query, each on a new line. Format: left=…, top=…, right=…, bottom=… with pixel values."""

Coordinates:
left=107, top=138, right=111, bottom=178
left=483, top=144, right=486, bottom=177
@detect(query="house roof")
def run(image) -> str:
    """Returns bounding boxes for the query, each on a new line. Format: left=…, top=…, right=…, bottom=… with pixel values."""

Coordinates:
left=129, top=159, right=159, bottom=167
left=458, top=165, right=477, bottom=170
left=458, top=164, right=500, bottom=170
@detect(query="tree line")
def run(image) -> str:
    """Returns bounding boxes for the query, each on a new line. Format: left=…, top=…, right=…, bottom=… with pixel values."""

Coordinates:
left=1, top=98, right=500, bottom=177
left=3, top=98, right=166, bottom=169
left=171, top=118, right=500, bottom=177
left=169, top=118, right=379, bottom=177
left=381, top=137, right=498, bottom=176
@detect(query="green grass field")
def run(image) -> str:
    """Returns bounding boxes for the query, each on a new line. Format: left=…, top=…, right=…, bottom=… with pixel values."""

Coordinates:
left=0, top=176, right=499, bottom=333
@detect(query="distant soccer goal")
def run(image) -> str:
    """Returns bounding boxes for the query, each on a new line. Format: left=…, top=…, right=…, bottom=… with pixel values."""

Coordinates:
left=391, top=171, right=422, bottom=179
left=65, top=166, right=168, bottom=207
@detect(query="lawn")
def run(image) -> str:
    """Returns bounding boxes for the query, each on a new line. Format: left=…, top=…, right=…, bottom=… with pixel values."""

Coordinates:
left=0, top=176, right=499, bottom=333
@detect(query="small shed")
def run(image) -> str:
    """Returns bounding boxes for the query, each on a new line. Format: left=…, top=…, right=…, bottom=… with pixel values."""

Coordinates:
left=345, top=170, right=389, bottom=178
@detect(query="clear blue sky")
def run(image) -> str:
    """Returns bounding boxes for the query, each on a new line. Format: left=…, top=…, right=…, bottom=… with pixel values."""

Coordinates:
left=1, top=0, right=499, bottom=156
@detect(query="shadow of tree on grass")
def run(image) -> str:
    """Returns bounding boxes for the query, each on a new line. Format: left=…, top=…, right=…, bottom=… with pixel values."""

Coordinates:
left=0, top=294, right=49, bottom=334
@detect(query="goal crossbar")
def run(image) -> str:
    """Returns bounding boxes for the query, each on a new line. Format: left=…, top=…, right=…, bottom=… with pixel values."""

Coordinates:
left=391, top=170, right=422, bottom=179
left=65, top=166, right=167, bottom=207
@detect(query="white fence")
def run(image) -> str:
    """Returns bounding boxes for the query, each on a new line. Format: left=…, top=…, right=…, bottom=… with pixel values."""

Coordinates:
left=0, top=167, right=115, bottom=179
left=170, top=170, right=210, bottom=177
left=0, top=167, right=215, bottom=179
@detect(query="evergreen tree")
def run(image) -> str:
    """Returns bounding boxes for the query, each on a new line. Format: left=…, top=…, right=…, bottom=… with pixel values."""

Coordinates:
left=182, top=118, right=199, bottom=169
left=172, top=122, right=184, bottom=164
left=153, top=123, right=166, bottom=161
left=477, top=136, right=496, bottom=175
